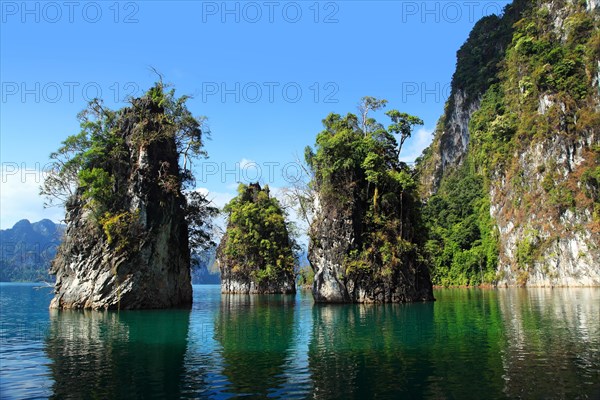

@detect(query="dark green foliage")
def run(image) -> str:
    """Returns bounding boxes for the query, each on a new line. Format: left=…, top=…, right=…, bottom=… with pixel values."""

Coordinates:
left=422, top=164, right=499, bottom=286
left=581, top=166, right=600, bottom=202
left=42, top=83, right=215, bottom=251
left=219, top=183, right=297, bottom=284
left=307, top=99, right=427, bottom=282
left=446, top=0, right=530, bottom=110
left=450, top=15, right=511, bottom=106
left=297, top=266, right=314, bottom=287
left=186, top=191, right=219, bottom=252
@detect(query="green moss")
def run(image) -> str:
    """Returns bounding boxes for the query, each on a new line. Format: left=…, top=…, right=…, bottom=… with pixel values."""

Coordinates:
left=99, top=210, right=140, bottom=253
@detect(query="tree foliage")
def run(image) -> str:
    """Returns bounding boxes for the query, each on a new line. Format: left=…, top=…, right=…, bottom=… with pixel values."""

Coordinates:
left=41, top=82, right=217, bottom=252
left=420, top=0, right=599, bottom=286
left=307, top=97, right=426, bottom=280
left=219, top=183, right=298, bottom=284
left=422, top=163, right=499, bottom=286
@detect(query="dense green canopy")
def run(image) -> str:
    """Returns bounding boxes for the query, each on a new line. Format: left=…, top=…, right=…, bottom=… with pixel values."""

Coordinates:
left=306, top=98, right=426, bottom=281
left=219, top=183, right=297, bottom=284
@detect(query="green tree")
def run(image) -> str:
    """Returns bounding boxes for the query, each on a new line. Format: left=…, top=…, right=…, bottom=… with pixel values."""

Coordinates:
left=41, top=82, right=217, bottom=252
left=218, top=183, right=298, bottom=286
left=307, top=97, right=427, bottom=282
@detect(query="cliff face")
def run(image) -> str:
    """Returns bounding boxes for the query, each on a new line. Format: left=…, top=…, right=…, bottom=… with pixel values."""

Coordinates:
left=307, top=111, right=434, bottom=303
left=420, top=0, right=600, bottom=286
left=308, top=195, right=355, bottom=302
left=419, top=8, right=519, bottom=194
left=217, top=183, right=296, bottom=294
left=492, top=113, right=600, bottom=286
left=309, top=193, right=434, bottom=303
left=50, top=91, right=193, bottom=309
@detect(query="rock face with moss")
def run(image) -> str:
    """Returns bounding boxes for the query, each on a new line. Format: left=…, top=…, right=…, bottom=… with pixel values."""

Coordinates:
left=48, top=85, right=205, bottom=309
left=306, top=108, right=434, bottom=303
left=419, top=0, right=600, bottom=287
left=217, top=183, right=296, bottom=294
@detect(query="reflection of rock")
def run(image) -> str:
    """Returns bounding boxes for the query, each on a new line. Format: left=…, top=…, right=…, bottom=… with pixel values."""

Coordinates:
left=45, top=309, right=190, bottom=399
left=214, top=294, right=295, bottom=396
left=427, top=289, right=507, bottom=397
left=498, top=288, right=600, bottom=398
left=308, top=303, right=435, bottom=398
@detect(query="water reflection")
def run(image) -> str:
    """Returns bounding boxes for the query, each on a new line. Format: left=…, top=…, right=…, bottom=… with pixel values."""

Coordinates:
left=213, top=294, right=297, bottom=398
left=428, top=289, right=507, bottom=398
left=308, top=302, right=436, bottom=399
left=45, top=309, right=190, bottom=399
left=8, top=286, right=597, bottom=399
left=498, top=288, right=600, bottom=399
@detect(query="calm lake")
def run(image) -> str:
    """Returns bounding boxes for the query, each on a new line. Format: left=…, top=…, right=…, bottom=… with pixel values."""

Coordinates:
left=0, top=283, right=598, bottom=399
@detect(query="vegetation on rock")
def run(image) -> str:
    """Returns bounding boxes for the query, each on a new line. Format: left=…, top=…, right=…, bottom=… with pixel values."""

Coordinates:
left=419, top=0, right=599, bottom=286
left=218, top=183, right=297, bottom=293
left=43, top=83, right=217, bottom=309
left=42, top=82, right=217, bottom=255
left=306, top=97, right=434, bottom=302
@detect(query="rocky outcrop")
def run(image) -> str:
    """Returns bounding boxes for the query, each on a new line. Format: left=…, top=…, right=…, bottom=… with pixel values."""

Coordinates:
left=309, top=194, right=434, bottom=303
left=306, top=108, right=434, bottom=303
left=420, top=91, right=480, bottom=196
left=419, top=7, right=519, bottom=196
left=219, top=270, right=296, bottom=294
left=308, top=196, right=355, bottom=302
left=50, top=92, right=193, bottom=309
left=217, top=183, right=296, bottom=294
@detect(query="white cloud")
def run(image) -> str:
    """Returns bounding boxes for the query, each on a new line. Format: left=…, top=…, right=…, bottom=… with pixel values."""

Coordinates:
left=239, top=158, right=255, bottom=169
left=195, top=187, right=235, bottom=210
left=399, top=127, right=435, bottom=163
left=0, top=165, right=64, bottom=229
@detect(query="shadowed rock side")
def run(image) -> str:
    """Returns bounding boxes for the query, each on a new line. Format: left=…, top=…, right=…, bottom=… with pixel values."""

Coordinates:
left=217, top=183, right=296, bottom=294
left=49, top=87, right=194, bottom=309
left=309, top=194, right=434, bottom=303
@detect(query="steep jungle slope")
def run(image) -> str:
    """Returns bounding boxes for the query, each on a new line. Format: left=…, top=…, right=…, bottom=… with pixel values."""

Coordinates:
left=418, top=0, right=599, bottom=286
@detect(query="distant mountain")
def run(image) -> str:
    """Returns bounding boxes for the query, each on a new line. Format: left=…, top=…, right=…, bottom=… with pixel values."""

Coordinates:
left=0, top=219, right=64, bottom=282
left=0, top=218, right=223, bottom=284
left=191, top=249, right=220, bottom=284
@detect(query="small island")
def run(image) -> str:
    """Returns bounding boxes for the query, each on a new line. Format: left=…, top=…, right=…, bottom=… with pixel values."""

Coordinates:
left=217, top=183, right=297, bottom=294
left=306, top=99, right=435, bottom=303
left=43, top=83, right=214, bottom=309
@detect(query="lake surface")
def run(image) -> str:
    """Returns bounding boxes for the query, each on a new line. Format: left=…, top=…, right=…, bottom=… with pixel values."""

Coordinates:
left=0, top=283, right=599, bottom=399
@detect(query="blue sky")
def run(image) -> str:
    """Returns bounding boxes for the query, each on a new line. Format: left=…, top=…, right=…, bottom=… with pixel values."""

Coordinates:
left=0, top=0, right=511, bottom=229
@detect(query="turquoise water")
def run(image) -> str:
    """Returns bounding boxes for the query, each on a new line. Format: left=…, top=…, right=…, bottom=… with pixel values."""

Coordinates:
left=0, top=284, right=599, bottom=399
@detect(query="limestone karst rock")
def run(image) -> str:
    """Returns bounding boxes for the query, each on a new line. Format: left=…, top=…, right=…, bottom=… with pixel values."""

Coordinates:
left=49, top=86, right=199, bottom=309
left=217, top=183, right=296, bottom=294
